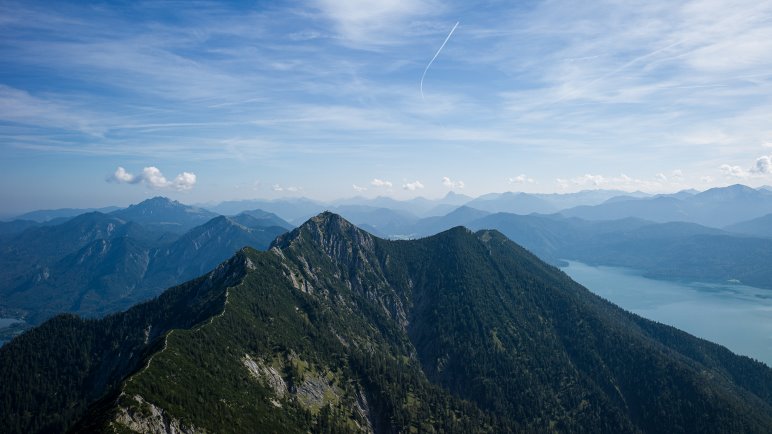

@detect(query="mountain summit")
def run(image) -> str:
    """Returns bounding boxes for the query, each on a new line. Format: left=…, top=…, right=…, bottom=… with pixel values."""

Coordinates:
left=271, top=211, right=378, bottom=265
left=2, top=213, right=771, bottom=433
left=110, top=197, right=218, bottom=233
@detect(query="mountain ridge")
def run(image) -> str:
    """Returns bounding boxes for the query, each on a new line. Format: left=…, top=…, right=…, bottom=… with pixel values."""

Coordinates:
left=0, top=211, right=287, bottom=325
left=2, top=213, right=771, bottom=433
left=110, top=197, right=218, bottom=234
left=561, top=184, right=772, bottom=227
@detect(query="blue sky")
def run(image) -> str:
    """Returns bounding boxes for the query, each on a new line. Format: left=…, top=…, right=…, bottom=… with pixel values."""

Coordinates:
left=2, top=0, right=772, bottom=214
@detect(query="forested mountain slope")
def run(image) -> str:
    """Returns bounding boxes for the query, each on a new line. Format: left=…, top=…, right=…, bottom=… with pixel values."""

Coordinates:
left=1, top=213, right=770, bottom=433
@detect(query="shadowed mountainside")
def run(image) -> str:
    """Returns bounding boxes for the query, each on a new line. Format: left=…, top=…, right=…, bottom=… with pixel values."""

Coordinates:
left=1, top=213, right=770, bottom=433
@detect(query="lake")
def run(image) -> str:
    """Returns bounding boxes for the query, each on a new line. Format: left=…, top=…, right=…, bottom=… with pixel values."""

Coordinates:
left=0, top=318, right=25, bottom=347
left=0, top=318, right=21, bottom=328
left=561, top=261, right=772, bottom=367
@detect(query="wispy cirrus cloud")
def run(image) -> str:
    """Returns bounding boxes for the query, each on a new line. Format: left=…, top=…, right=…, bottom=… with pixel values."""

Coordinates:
left=3, top=0, right=772, bottom=210
left=484, top=0, right=772, bottom=164
left=0, top=85, right=108, bottom=136
left=314, top=0, right=439, bottom=47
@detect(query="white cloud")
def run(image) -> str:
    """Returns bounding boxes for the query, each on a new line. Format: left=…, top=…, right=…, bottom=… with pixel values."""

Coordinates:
left=370, top=178, right=393, bottom=188
left=571, top=174, right=607, bottom=187
left=720, top=164, right=748, bottom=179
left=752, top=155, right=772, bottom=174
left=508, top=174, right=534, bottom=184
left=657, top=170, right=685, bottom=182
left=315, top=0, right=434, bottom=46
left=109, top=166, right=196, bottom=191
left=272, top=184, right=302, bottom=192
left=142, top=167, right=169, bottom=189
left=171, top=171, right=197, bottom=191
left=113, top=166, right=136, bottom=183
left=402, top=180, right=424, bottom=191
left=557, top=173, right=664, bottom=190
left=10, top=1, right=772, bottom=199
left=701, top=175, right=713, bottom=183
left=352, top=184, right=367, bottom=192
left=718, top=154, right=772, bottom=179
left=441, top=176, right=464, bottom=189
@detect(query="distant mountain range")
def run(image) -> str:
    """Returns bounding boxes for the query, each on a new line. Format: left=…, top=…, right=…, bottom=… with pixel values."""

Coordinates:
left=1, top=213, right=770, bottom=433
left=0, top=198, right=291, bottom=327
left=463, top=189, right=650, bottom=214
left=409, top=210, right=772, bottom=289
left=726, top=213, right=772, bottom=238
left=198, top=184, right=772, bottom=229
left=14, top=206, right=122, bottom=223
left=4, top=184, right=772, bottom=332
left=109, top=196, right=219, bottom=233
left=230, top=209, right=295, bottom=230
left=7, top=184, right=772, bottom=229
left=200, top=197, right=325, bottom=224
left=561, top=184, right=772, bottom=227
left=319, top=203, right=772, bottom=289
left=201, top=191, right=475, bottom=223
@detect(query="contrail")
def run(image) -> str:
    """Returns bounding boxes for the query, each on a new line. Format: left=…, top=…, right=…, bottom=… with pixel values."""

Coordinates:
left=420, top=21, right=459, bottom=100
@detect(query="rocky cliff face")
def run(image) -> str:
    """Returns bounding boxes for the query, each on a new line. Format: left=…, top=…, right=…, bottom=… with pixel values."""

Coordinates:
left=113, top=395, right=201, bottom=434
left=271, top=212, right=409, bottom=328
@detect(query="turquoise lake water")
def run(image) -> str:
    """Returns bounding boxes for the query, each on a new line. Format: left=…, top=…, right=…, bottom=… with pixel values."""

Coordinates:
left=0, top=318, right=21, bottom=328
left=561, top=261, right=772, bottom=367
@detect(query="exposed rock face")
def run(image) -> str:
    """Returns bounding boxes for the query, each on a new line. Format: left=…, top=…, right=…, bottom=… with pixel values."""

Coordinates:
left=242, top=354, right=288, bottom=398
left=354, top=389, right=374, bottom=433
left=113, top=395, right=202, bottom=434
left=271, top=212, right=410, bottom=330
left=242, top=353, right=349, bottom=414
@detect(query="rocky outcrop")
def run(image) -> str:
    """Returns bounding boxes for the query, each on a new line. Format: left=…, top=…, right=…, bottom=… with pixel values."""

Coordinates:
left=113, top=395, right=202, bottom=434
left=242, top=354, right=288, bottom=399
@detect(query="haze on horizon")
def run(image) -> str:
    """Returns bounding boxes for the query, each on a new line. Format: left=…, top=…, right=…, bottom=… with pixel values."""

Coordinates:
left=2, top=0, right=772, bottom=214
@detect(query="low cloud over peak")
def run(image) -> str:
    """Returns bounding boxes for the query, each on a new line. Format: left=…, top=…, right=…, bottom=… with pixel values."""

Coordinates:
left=371, top=178, right=393, bottom=188
left=109, top=166, right=196, bottom=191
left=442, top=176, right=464, bottom=189
left=402, top=180, right=424, bottom=191
left=272, top=184, right=302, bottom=192
left=508, top=174, right=534, bottom=184
left=720, top=154, right=772, bottom=179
